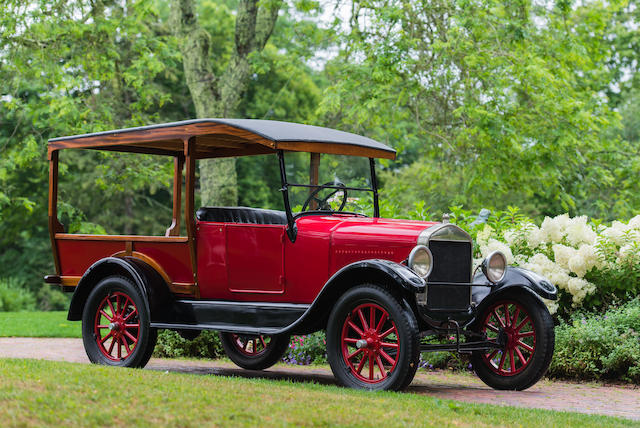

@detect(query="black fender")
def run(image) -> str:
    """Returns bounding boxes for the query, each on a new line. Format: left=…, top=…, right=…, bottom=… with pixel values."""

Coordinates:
left=471, top=266, right=557, bottom=307
left=67, top=256, right=175, bottom=322
left=282, top=259, right=425, bottom=334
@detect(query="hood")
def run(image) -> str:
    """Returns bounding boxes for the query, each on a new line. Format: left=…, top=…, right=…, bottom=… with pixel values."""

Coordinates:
left=325, top=216, right=439, bottom=268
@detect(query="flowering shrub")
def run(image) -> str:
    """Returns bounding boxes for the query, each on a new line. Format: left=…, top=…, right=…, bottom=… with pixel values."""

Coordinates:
left=469, top=211, right=640, bottom=315
left=281, top=332, right=327, bottom=365
left=382, top=200, right=640, bottom=315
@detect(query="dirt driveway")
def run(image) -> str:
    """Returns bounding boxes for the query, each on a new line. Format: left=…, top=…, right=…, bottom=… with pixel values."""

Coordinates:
left=1, top=337, right=638, bottom=421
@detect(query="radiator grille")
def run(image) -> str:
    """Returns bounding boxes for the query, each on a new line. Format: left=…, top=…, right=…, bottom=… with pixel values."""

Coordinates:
left=426, top=240, right=472, bottom=310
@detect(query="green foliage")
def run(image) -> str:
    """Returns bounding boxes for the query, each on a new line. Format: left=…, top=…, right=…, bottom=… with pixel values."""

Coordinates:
left=549, top=299, right=640, bottom=382
left=282, top=333, right=327, bottom=365
left=322, top=0, right=640, bottom=220
left=0, top=278, right=36, bottom=312
left=153, top=329, right=225, bottom=359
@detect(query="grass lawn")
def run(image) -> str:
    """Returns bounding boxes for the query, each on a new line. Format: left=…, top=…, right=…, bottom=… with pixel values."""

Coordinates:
left=0, top=359, right=635, bottom=428
left=0, top=311, right=81, bottom=338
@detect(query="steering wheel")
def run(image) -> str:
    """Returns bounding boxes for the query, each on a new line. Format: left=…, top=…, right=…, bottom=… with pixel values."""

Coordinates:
left=301, top=181, right=348, bottom=212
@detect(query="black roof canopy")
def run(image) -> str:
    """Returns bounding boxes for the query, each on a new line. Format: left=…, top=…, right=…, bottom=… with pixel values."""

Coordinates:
left=48, top=119, right=396, bottom=160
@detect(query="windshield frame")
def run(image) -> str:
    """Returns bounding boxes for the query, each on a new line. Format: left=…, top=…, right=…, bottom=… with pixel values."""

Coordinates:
left=277, top=150, right=380, bottom=241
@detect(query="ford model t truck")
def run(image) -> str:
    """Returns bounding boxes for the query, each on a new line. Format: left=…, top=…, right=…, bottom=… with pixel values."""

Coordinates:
left=46, top=119, right=556, bottom=391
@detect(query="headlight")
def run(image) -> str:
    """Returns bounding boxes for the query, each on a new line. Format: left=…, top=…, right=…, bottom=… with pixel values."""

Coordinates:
left=482, top=251, right=507, bottom=283
left=408, top=245, right=433, bottom=279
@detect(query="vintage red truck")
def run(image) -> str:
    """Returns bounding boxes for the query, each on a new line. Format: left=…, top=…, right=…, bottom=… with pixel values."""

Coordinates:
left=45, top=119, right=557, bottom=391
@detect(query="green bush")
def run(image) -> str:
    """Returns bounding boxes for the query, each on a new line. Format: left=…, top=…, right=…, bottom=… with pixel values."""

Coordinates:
left=153, top=330, right=224, bottom=359
left=282, top=333, right=327, bottom=365
left=0, top=277, right=36, bottom=311
left=548, top=298, right=640, bottom=382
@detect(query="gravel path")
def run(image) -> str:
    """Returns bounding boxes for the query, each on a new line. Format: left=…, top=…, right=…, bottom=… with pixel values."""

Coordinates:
left=1, top=337, right=638, bottom=421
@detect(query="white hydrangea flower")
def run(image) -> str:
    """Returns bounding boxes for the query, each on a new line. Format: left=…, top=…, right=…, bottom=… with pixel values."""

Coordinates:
left=503, top=230, right=517, bottom=247
left=565, top=216, right=597, bottom=246
left=552, top=244, right=575, bottom=270
left=618, top=243, right=640, bottom=261
left=525, top=225, right=544, bottom=249
left=543, top=298, right=558, bottom=315
left=577, top=244, right=603, bottom=271
left=522, top=253, right=570, bottom=290
left=628, top=215, right=640, bottom=230
left=602, top=223, right=628, bottom=246
left=480, top=239, right=514, bottom=264
left=566, top=277, right=596, bottom=304
left=540, top=214, right=570, bottom=243
left=476, top=225, right=493, bottom=247
left=568, top=254, right=589, bottom=277
left=513, top=254, right=528, bottom=266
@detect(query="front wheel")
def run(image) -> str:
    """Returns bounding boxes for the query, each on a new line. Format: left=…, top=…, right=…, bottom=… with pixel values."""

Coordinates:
left=82, top=276, right=157, bottom=368
left=471, top=290, right=554, bottom=390
left=219, top=332, right=290, bottom=370
left=326, top=284, right=420, bottom=391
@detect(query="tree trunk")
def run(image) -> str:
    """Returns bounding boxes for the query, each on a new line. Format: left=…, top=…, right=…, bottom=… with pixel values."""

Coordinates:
left=170, top=0, right=281, bottom=207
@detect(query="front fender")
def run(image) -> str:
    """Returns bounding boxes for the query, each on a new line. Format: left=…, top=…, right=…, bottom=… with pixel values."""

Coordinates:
left=281, top=259, right=425, bottom=334
left=472, top=266, right=557, bottom=305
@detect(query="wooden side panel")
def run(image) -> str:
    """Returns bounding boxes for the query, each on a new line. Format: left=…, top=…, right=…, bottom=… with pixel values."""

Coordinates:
left=56, top=237, right=193, bottom=285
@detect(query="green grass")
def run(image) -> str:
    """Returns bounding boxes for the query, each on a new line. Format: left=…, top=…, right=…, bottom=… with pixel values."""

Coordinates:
left=0, top=311, right=81, bottom=338
left=0, top=359, right=635, bottom=427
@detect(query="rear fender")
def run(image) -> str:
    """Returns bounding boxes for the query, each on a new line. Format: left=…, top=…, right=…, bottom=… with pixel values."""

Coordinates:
left=67, top=257, right=175, bottom=322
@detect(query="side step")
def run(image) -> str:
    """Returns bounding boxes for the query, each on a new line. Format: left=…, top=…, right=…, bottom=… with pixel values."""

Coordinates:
left=150, top=300, right=310, bottom=335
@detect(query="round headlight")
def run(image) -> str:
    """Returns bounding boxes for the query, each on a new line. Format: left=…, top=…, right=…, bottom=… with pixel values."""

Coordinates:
left=482, top=251, right=507, bottom=283
left=408, top=245, right=433, bottom=279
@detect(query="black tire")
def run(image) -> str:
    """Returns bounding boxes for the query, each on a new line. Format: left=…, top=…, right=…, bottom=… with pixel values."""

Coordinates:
left=471, top=289, right=555, bottom=391
left=82, top=276, right=157, bottom=368
left=326, top=284, right=420, bottom=391
left=219, top=332, right=290, bottom=370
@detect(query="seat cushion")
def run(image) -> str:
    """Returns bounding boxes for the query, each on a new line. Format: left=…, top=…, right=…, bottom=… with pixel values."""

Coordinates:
left=196, top=207, right=287, bottom=225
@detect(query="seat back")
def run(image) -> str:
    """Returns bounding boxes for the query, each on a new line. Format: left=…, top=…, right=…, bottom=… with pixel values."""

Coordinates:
left=195, top=207, right=287, bottom=225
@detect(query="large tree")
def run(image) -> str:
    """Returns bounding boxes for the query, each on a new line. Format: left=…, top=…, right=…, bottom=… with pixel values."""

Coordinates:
left=320, top=0, right=630, bottom=219
left=171, top=0, right=281, bottom=206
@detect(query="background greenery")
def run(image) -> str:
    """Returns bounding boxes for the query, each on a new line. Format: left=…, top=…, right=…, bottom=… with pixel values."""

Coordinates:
left=2, top=0, right=640, bottom=383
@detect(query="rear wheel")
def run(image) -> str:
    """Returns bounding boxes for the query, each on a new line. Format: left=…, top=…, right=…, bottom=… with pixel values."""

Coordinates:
left=82, top=276, right=157, bottom=368
left=219, top=332, right=290, bottom=370
left=471, top=290, right=554, bottom=390
left=326, top=284, right=419, bottom=391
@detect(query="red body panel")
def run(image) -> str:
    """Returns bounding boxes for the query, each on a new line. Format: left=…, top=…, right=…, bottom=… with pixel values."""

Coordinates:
left=196, top=215, right=436, bottom=304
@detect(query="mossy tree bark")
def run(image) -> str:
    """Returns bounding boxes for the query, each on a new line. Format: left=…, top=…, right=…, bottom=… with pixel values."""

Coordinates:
left=171, top=0, right=281, bottom=206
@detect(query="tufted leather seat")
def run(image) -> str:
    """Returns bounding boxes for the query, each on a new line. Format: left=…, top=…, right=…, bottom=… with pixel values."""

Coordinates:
left=196, top=206, right=288, bottom=225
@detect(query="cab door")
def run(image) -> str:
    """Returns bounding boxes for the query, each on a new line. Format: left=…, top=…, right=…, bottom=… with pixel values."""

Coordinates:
left=225, top=224, right=286, bottom=294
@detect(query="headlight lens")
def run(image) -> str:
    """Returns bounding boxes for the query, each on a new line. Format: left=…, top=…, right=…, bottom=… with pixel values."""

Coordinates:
left=408, top=245, right=433, bottom=279
left=482, top=251, right=507, bottom=283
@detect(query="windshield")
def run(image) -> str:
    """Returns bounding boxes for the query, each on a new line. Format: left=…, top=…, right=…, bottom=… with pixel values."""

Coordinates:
left=283, top=152, right=376, bottom=217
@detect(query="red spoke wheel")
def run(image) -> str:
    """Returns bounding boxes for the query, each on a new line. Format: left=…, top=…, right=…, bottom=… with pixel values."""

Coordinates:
left=340, top=303, right=400, bottom=383
left=82, top=276, right=157, bottom=368
left=94, top=292, right=140, bottom=361
left=471, top=290, right=554, bottom=390
left=481, top=301, right=536, bottom=376
left=230, top=334, right=271, bottom=357
left=219, top=332, right=290, bottom=370
left=327, top=284, right=419, bottom=391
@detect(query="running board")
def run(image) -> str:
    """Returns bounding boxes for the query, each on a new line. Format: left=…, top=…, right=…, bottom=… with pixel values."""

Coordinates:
left=150, top=300, right=309, bottom=334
